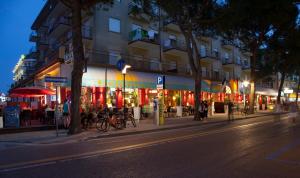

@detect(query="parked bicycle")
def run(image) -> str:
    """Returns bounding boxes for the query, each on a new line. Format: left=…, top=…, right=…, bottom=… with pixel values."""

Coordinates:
left=96, top=109, right=136, bottom=132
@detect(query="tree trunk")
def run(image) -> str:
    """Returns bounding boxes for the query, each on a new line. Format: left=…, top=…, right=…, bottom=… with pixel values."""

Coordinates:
left=295, top=76, right=300, bottom=108
left=180, top=28, right=202, bottom=120
left=277, top=72, right=286, bottom=105
left=68, top=0, right=84, bottom=135
left=194, top=71, right=202, bottom=120
left=249, top=46, right=257, bottom=114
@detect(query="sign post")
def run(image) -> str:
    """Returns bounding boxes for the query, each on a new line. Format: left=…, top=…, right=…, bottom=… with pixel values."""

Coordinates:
left=45, top=76, right=68, bottom=137
left=157, top=76, right=165, bottom=126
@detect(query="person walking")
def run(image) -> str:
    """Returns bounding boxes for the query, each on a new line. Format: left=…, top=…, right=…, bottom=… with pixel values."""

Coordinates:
left=204, top=101, right=208, bottom=119
left=62, top=99, right=70, bottom=129
left=198, top=101, right=205, bottom=120
left=228, top=101, right=234, bottom=121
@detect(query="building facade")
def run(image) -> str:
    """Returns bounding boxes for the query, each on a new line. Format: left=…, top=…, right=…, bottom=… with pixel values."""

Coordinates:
left=18, top=0, right=256, bottom=114
left=12, top=54, right=37, bottom=88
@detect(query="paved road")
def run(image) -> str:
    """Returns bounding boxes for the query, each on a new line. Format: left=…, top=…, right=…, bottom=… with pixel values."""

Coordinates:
left=0, top=114, right=299, bottom=178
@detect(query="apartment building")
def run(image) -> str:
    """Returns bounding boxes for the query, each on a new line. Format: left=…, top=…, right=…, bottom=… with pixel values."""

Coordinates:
left=12, top=54, right=36, bottom=88
left=22, top=0, right=255, bottom=113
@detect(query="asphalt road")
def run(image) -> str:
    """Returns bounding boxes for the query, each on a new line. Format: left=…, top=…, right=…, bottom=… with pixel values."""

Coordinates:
left=0, top=114, right=300, bottom=178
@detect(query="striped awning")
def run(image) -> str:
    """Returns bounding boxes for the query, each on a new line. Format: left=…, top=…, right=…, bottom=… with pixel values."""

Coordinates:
left=82, top=66, right=212, bottom=92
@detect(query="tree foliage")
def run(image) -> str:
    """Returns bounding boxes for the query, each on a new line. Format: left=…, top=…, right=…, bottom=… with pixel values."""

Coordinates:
left=219, top=0, right=298, bottom=112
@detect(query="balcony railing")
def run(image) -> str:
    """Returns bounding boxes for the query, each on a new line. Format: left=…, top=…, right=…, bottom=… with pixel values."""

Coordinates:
left=163, top=39, right=187, bottom=51
left=129, top=28, right=159, bottom=44
left=86, top=50, right=192, bottom=76
left=26, top=47, right=38, bottom=59
left=29, top=31, right=39, bottom=42
left=222, top=57, right=234, bottom=65
left=48, top=16, right=71, bottom=35
left=128, top=2, right=159, bottom=17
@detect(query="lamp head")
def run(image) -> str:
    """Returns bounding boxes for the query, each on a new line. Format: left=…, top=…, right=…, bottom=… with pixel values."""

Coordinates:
left=122, top=65, right=131, bottom=74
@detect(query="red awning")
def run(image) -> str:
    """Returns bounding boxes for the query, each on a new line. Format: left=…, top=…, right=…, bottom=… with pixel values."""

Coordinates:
left=9, top=87, right=55, bottom=97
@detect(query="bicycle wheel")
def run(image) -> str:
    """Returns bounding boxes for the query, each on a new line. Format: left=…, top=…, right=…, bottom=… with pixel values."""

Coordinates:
left=129, top=115, right=137, bottom=127
left=101, top=120, right=109, bottom=131
left=96, top=119, right=104, bottom=131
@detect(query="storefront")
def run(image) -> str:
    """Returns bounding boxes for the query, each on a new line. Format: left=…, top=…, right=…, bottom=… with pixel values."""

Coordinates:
left=255, top=88, right=278, bottom=110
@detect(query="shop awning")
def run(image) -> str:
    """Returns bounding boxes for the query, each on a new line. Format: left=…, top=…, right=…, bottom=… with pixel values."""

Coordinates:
left=255, top=88, right=278, bottom=96
left=9, top=87, right=55, bottom=97
left=82, top=67, right=212, bottom=91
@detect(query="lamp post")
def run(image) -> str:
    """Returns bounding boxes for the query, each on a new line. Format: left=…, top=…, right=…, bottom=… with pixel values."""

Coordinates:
left=242, top=80, right=250, bottom=108
left=122, top=65, right=131, bottom=121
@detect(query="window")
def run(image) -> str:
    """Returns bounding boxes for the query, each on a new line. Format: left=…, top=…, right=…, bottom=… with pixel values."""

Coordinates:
left=202, top=67, right=207, bottom=77
left=109, top=51, right=120, bottom=65
left=109, top=18, right=120, bottom=33
left=200, top=45, right=206, bottom=57
left=225, top=72, right=230, bottom=80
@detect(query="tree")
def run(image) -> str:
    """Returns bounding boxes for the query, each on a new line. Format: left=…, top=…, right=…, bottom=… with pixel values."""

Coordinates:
left=267, top=24, right=300, bottom=109
left=59, top=0, right=113, bottom=134
left=220, top=0, right=298, bottom=113
left=137, top=0, right=221, bottom=120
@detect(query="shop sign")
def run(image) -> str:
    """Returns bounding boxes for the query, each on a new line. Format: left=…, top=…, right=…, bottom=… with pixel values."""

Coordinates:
left=157, top=76, right=165, bottom=90
left=284, top=88, right=293, bottom=94
left=4, top=106, right=20, bottom=128
left=45, top=76, right=68, bottom=84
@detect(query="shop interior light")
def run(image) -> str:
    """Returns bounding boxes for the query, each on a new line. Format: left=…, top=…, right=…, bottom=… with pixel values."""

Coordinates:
left=243, top=80, right=250, bottom=87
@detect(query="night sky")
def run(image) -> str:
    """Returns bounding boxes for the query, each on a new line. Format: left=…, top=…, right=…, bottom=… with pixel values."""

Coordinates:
left=0, top=0, right=46, bottom=94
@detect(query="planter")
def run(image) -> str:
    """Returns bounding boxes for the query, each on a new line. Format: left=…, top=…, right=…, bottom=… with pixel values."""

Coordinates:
left=133, top=107, right=141, bottom=123
left=176, top=106, right=183, bottom=117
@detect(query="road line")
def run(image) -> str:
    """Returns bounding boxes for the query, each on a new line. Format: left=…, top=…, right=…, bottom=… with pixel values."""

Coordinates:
left=0, top=116, right=292, bottom=173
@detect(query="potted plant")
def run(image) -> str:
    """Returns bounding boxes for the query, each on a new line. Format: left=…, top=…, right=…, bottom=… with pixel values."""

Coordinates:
left=176, top=95, right=183, bottom=117
left=132, top=90, right=141, bottom=123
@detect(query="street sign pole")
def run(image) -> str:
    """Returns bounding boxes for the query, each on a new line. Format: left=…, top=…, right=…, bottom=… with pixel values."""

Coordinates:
left=55, top=85, right=59, bottom=137
left=44, top=76, right=68, bottom=137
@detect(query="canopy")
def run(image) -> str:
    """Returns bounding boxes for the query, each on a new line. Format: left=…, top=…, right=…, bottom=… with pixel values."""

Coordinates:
left=9, top=87, right=55, bottom=97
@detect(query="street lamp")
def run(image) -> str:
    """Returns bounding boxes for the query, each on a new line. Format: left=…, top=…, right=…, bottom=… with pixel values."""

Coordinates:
left=122, top=65, right=131, bottom=123
left=242, top=80, right=250, bottom=108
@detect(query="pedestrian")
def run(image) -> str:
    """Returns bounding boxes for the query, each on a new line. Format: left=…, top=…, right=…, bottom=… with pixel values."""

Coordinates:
left=228, top=101, right=234, bottom=121
left=204, top=101, right=208, bottom=119
left=198, top=101, right=204, bottom=120
left=62, top=99, right=70, bottom=129
left=290, top=103, right=298, bottom=123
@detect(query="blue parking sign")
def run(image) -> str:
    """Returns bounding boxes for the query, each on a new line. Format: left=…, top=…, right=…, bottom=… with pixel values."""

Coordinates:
left=157, top=76, right=165, bottom=89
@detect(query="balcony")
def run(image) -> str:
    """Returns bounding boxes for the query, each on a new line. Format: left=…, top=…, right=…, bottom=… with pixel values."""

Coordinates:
left=29, top=31, right=39, bottom=42
left=128, top=2, right=151, bottom=21
left=211, top=72, right=224, bottom=81
left=87, top=51, right=193, bottom=76
left=221, top=39, right=234, bottom=49
left=222, top=57, right=234, bottom=65
left=48, top=16, right=71, bottom=38
left=202, top=71, right=211, bottom=80
left=27, top=47, right=39, bottom=59
left=163, top=18, right=180, bottom=32
left=128, top=29, right=159, bottom=49
left=163, top=39, right=187, bottom=57
left=201, top=50, right=220, bottom=63
left=242, top=61, right=251, bottom=72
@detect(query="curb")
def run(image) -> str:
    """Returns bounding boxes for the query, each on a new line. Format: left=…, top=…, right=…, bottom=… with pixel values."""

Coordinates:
left=0, top=125, right=56, bottom=135
left=85, top=112, right=289, bottom=141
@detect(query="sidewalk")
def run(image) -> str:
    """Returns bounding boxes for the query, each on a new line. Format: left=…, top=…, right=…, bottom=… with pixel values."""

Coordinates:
left=0, top=110, right=284, bottom=145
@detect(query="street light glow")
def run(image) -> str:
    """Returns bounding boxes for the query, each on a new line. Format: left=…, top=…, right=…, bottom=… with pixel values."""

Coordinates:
left=122, top=65, right=131, bottom=74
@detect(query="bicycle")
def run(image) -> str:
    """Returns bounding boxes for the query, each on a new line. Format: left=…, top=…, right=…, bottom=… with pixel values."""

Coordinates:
left=96, top=111, right=123, bottom=132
